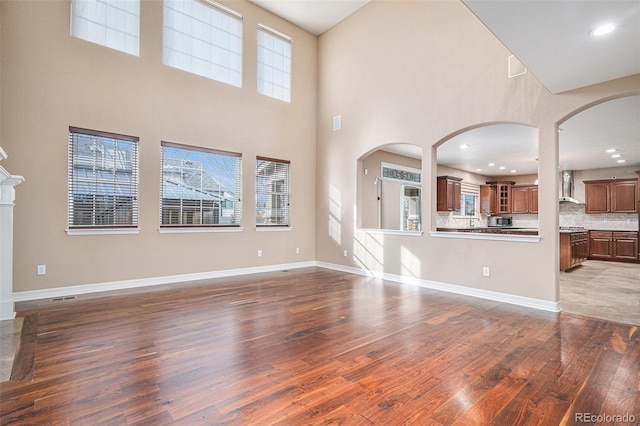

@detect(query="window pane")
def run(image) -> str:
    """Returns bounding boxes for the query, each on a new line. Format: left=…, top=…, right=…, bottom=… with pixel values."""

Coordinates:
left=68, top=129, right=139, bottom=228
left=257, top=27, right=291, bottom=102
left=256, top=158, right=290, bottom=225
left=71, top=0, right=140, bottom=56
left=163, top=0, right=243, bottom=87
left=161, top=143, right=242, bottom=227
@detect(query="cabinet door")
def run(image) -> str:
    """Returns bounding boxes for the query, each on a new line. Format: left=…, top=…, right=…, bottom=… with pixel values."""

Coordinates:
left=611, top=181, right=637, bottom=213
left=496, top=183, right=511, bottom=214
left=589, top=231, right=613, bottom=259
left=529, top=186, right=538, bottom=213
left=480, top=185, right=496, bottom=214
left=585, top=182, right=610, bottom=213
left=613, top=232, right=638, bottom=260
left=511, top=187, right=529, bottom=214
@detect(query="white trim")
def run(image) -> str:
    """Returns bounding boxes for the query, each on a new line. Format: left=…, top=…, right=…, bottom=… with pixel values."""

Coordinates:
left=66, top=228, right=141, bottom=236
left=158, top=227, right=244, bottom=234
left=316, top=262, right=561, bottom=313
left=255, top=227, right=292, bottom=232
left=430, top=231, right=540, bottom=243
left=13, top=261, right=317, bottom=302
left=357, top=228, right=423, bottom=237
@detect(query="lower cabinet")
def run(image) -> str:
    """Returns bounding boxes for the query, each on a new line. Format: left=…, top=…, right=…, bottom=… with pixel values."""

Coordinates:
left=588, top=230, right=639, bottom=262
left=560, top=232, right=588, bottom=271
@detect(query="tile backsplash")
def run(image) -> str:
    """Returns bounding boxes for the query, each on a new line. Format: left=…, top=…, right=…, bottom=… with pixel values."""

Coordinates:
left=559, top=203, right=639, bottom=231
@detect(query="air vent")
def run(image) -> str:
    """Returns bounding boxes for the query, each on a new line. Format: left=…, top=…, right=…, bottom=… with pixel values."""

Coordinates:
left=50, top=296, right=78, bottom=302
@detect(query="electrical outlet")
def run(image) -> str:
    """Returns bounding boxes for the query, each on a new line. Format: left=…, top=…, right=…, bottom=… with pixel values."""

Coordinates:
left=343, top=249, right=348, bottom=257
left=257, top=250, right=262, bottom=257
left=37, top=265, right=46, bottom=275
left=296, top=247, right=300, bottom=254
left=482, top=267, right=490, bottom=277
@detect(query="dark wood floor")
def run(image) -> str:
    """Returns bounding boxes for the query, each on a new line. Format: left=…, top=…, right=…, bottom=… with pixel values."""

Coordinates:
left=1, top=268, right=638, bottom=424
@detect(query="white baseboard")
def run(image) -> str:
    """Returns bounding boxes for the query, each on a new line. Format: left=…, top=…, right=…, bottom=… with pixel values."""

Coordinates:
left=0, top=298, right=16, bottom=321
left=316, top=262, right=562, bottom=313
left=13, top=260, right=561, bottom=313
left=13, top=261, right=317, bottom=303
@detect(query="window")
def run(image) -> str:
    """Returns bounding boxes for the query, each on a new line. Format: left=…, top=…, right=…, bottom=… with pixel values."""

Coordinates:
left=402, top=185, right=421, bottom=231
left=71, top=0, right=140, bottom=56
left=163, top=0, right=243, bottom=87
left=256, top=157, right=290, bottom=226
left=457, top=182, right=480, bottom=217
left=68, top=127, right=139, bottom=229
left=161, top=142, right=242, bottom=227
left=257, top=25, right=291, bottom=102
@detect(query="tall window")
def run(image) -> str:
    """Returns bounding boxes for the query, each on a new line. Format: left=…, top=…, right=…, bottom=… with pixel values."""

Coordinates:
left=161, top=142, right=242, bottom=227
left=402, top=185, right=421, bottom=231
left=163, top=0, right=243, bottom=87
left=71, top=0, right=140, bottom=56
left=256, top=157, right=290, bottom=226
left=68, top=127, right=139, bottom=228
left=457, top=182, right=480, bottom=217
left=257, top=25, right=292, bottom=102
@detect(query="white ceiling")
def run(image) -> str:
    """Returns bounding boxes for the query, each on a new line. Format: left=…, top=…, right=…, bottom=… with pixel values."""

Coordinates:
left=248, top=0, right=640, bottom=174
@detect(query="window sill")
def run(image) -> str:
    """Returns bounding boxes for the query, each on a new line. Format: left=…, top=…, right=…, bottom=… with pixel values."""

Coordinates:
left=66, top=228, right=140, bottom=236
left=158, top=227, right=244, bottom=234
left=356, top=228, right=423, bottom=237
left=255, top=226, right=292, bottom=232
left=430, top=231, right=541, bottom=243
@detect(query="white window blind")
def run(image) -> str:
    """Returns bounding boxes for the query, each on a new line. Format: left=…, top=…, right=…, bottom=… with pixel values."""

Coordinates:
left=68, top=127, right=139, bottom=228
left=257, top=25, right=292, bottom=102
left=256, top=157, right=290, bottom=226
left=163, top=0, right=243, bottom=87
left=161, top=142, right=242, bottom=227
left=71, top=0, right=140, bottom=56
left=459, top=182, right=480, bottom=216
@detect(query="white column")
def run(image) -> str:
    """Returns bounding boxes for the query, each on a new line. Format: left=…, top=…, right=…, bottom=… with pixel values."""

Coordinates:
left=0, top=148, right=25, bottom=320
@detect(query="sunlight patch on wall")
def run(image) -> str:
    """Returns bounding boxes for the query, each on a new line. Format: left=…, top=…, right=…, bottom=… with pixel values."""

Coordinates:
left=354, top=230, right=384, bottom=272
left=329, top=184, right=342, bottom=245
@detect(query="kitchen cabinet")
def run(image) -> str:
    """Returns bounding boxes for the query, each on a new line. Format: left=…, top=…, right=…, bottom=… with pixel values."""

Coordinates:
left=560, top=231, right=588, bottom=271
left=511, top=185, right=538, bottom=214
left=588, top=230, right=639, bottom=262
left=437, top=176, right=462, bottom=212
left=480, top=181, right=514, bottom=214
left=584, top=179, right=637, bottom=213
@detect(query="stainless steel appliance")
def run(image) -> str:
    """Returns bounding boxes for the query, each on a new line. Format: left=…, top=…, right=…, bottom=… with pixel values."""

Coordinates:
left=488, top=216, right=513, bottom=227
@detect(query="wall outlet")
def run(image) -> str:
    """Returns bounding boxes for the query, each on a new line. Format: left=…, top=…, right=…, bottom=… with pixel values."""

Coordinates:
left=257, top=250, right=262, bottom=257
left=37, top=264, right=46, bottom=275
left=343, top=249, right=348, bottom=257
left=296, top=247, right=300, bottom=254
left=482, top=266, right=490, bottom=277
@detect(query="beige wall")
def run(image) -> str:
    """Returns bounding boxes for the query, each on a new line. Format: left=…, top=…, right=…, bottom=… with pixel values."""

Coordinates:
left=1, top=0, right=317, bottom=292
left=316, top=0, right=639, bottom=302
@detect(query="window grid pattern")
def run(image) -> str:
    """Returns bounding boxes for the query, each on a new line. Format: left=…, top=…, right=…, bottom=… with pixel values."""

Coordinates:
left=256, top=157, right=290, bottom=226
left=257, top=27, right=291, bottom=102
left=160, top=142, right=242, bottom=227
left=163, top=0, right=243, bottom=87
left=71, top=0, right=140, bottom=56
left=68, top=128, right=139, bottom=228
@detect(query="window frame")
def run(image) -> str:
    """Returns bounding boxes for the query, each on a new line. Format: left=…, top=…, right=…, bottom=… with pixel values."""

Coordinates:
left=257, top=24, right=292, bottom=103
left=255, top=156, right=290, bottom=228
left=67, top=127, right=140, bottom=234
left=159, top=141, right=243, bottom=230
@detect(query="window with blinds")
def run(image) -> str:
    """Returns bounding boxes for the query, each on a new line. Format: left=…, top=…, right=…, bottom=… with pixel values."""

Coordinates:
left=68, top=127, right=139, bottom=228
left=71, top=0, right=140, bottom=56
left=459, top=182, right=480, bottom=216
left=257, top=25, right=292, bottom=102
left=256, top=157, right=290, bottom=226
left=163, top=0, right=243, bottom=87
left=160, top=142, right=242, bottom=227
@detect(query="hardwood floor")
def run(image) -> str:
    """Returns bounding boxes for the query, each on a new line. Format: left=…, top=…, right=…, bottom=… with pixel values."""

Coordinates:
left=1, top=267, right=638, bottom=424
left=560, top=260, right=640, bottom=326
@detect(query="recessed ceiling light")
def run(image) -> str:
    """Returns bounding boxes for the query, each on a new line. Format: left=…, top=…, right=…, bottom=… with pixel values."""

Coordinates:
left=591, top=23, right=616, bottom=37
left=606, top=149, right=617, bottom=153
left=611, top=154, right=621, bottom=158
left=499, top=166, right=506, bottom=170
left=460, top=144, right=470, bottom=149
left=476, top=168, right=482, bottom=172
left=617, top=159, right=626, bottom=163
left=489, top=163, right=495, bottom=167
left=510, top=170, right=517, bottom=173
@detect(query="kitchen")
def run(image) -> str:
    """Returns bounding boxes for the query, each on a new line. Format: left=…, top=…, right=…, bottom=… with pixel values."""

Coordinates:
left=434, top=95, right=640, bottom=325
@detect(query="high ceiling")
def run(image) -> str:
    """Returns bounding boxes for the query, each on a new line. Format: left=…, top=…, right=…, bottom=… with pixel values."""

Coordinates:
left=248, top=0, right=640, bottom=173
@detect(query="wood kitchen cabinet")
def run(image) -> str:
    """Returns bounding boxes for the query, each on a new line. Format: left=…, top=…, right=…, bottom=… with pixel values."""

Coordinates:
left=480, top=181, right=514, bottom=214
left=437, top=176, right=462, bottom=212
left=511, top=185, right=538, bottom=214
left=584, top=178, right=637, bottom=213
left=588, top=230, right=639, bottom=262
left=560, top=231, right=588, bottom=271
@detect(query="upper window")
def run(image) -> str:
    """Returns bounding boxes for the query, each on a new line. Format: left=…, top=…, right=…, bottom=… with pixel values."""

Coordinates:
left=256, top=157, right=290, bottom=226
left=163, top=0, right=243, bottom=87
left=257, top=25, right=291, bottom=102
left=68, top=127, right=139, bottom=229
left=161, top=142, right=242, bottom=227
left=71, top=0, right=140, bottom=56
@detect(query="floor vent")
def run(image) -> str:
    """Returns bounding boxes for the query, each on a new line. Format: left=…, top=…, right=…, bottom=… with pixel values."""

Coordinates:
left=50, top=296, right=78, bottom=302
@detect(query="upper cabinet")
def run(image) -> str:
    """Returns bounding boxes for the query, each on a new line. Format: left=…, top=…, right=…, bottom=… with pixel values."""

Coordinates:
left=584, top=178, right=637, bottom=213
left=511, top=185, right=538, bottom=214
left=437, top=176, right=461, bottom=212
left=480, top=181, right=514, bottom=214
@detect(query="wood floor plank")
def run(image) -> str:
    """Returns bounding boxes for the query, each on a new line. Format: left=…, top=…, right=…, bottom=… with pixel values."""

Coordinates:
left=2, top=267, right=639, bottom=425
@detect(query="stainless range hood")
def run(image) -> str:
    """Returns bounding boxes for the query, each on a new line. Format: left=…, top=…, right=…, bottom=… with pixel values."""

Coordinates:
left=559, top=170, right=581, bottom=203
